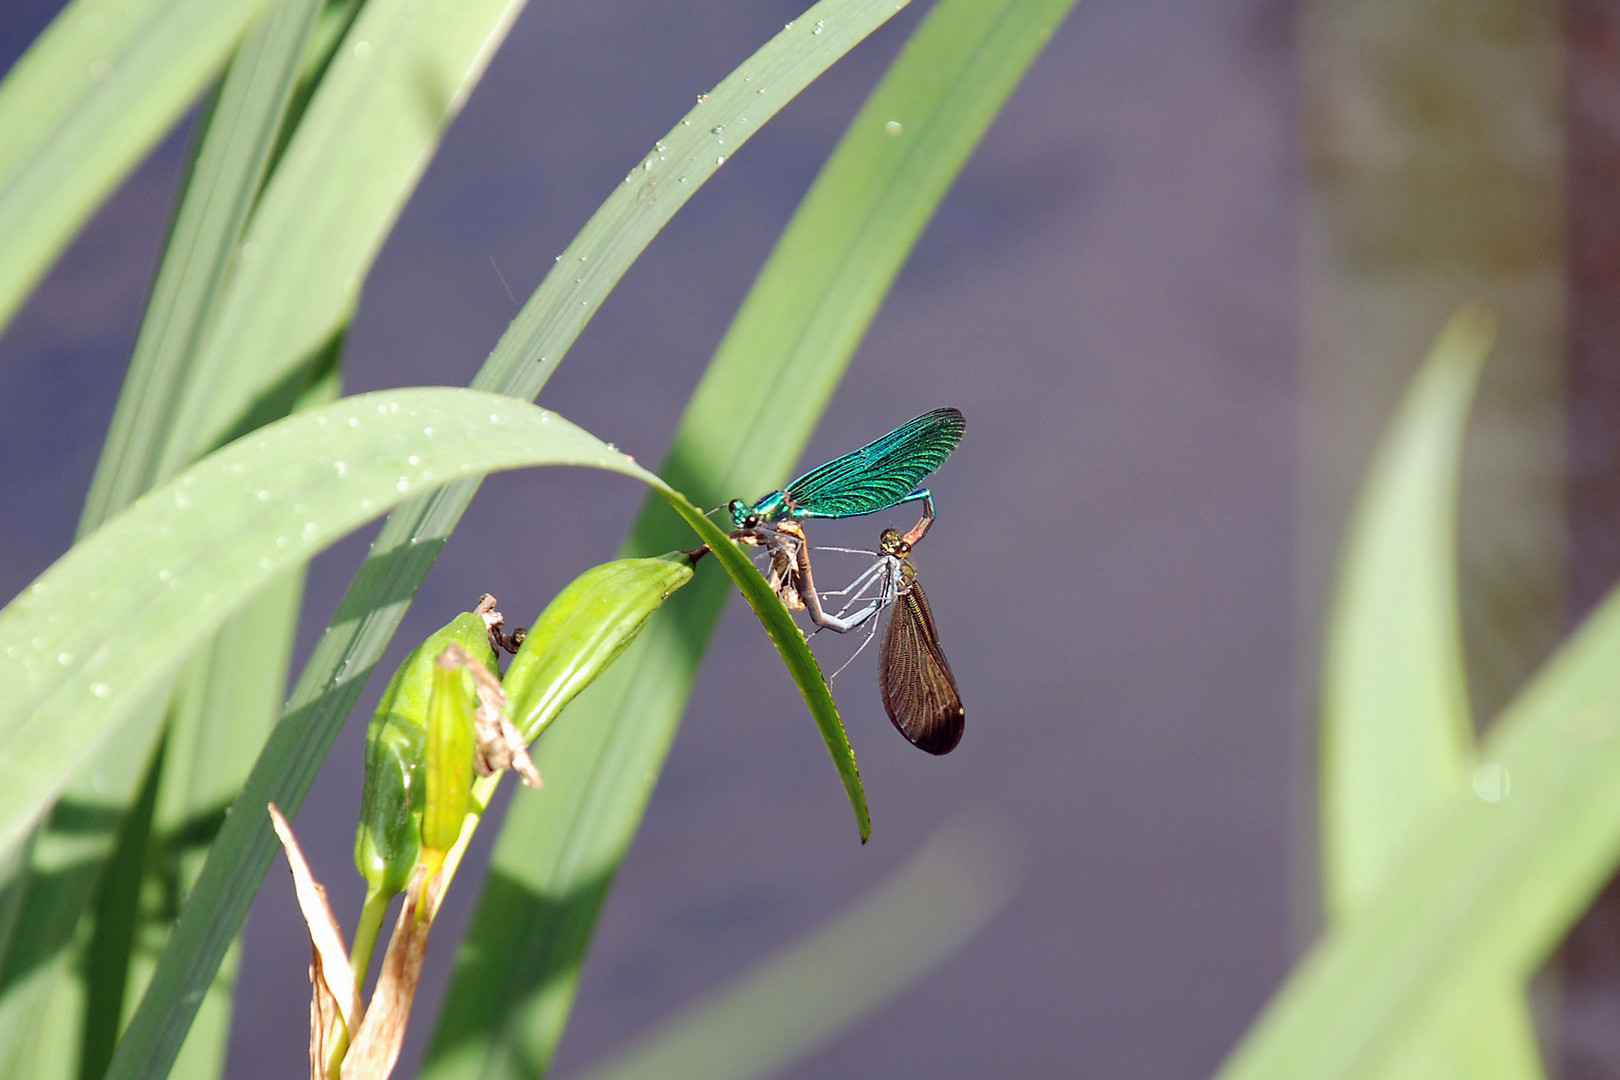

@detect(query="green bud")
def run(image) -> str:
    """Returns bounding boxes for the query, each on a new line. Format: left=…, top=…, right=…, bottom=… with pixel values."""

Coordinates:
left=422, top=656, right=476, bottom=857
left=504, top=553, right=694, bottom=745
left=353, top=612, right=495, bottom=898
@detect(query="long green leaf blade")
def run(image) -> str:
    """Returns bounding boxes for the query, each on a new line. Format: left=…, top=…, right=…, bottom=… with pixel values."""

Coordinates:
left=1319, top=307, right=1543, bottom=1079
left=0, top=0, right=281, bottom=332
left=0, top=11, right=330, bottom=1074
left=0, top=388, right=658, bottom=860
left=1217, top=581, right=1620, bottom=1080
left=79, top=0, right=326, bottom=528
left=424, top=0, right=1079, bottom=1074
left=106, top=4, right=924, bottom=1075
left=160, top=0, right=528, bottom=468
left=1322, top=306, right=1493, bottom=918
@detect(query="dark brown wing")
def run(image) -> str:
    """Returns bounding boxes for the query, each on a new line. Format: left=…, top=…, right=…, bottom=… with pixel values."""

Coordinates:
left=878, top=576, right=964, bottom=754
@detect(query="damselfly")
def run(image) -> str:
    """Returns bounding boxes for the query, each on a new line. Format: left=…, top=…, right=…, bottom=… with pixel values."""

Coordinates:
left=729, top=408, right=962, bottom=632
left=728, top=407, right=964, bottom=530
left=814, top=526, right=964, bottom=755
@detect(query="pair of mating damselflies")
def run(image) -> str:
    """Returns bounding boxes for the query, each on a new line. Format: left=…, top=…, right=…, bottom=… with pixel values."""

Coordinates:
left=726, top=407, right=966, bottom=755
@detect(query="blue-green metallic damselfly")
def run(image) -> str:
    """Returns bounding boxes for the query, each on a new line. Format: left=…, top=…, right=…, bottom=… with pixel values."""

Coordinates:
left=728, top=407, right=964, bottom=530
left=729, top=408, right=963, bottom=633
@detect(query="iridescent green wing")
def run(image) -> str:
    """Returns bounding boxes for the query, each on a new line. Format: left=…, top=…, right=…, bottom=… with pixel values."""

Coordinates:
left=786, top=407, right=965, bottom=518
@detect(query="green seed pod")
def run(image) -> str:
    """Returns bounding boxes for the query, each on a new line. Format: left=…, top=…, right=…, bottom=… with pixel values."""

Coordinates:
left=353, top=611, right=495, bottom=898
left=422, top=656, right=477, bottom=857
left=504, top=553, right=694, bottom=745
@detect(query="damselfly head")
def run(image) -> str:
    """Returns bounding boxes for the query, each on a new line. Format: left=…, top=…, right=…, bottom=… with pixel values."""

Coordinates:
left=878, top=528, right=910, bottom=558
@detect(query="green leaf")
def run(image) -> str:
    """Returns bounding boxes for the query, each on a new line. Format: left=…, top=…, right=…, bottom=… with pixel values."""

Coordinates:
left=1322, top=306, right=1494, bottom=918
left=0, top=0, right=282, bottom=332
left=79, top=0, right=326, bottom=529
left=424, top=0, right=1078, bottom=1074
left=1216, top=568, right=1620, bottom=1080
left=504, top=556, right=697, bottom=746
left=1318, top=307, right=1543, bottom=1080
left=3, top=11, right=333, bottom=1076
left=159, top=0, right=530, bottom=467
left=571, top=819, right=1023, bottom=1080
left=0, top=388, right=658, bottom=862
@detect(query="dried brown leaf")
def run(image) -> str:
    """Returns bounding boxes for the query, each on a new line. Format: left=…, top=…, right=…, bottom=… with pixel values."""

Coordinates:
left=269, top=803, right=363, bottom=1077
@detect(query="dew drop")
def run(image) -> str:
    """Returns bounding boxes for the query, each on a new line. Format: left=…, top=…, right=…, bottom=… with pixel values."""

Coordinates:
left=1472, top=763, right=1511, bottom=802
left=885, top=120, right=903, bottom=136
left=716, top=156, right=727, bottom=165
left=303, top=522, right=318, bottom=540
left=696, top=93, right=707, bottom=103
left=813, top=19, right=825, bottom=34
left=353, top=39, right=372, bottom=59
left=489, top=413, right=502, bottom=424
left=348, top=417, right=360, bottom=427
left=91, top=683, right=111, bottom=699
left=422, top=426, right=436, bottom=437
left=259, top=558, right=273, bottom=570
left=396, top=477, right=410, bottom=492
left=275, top=536, right=289, bottom=548
left=58, top=652, right=73, bottom=666
left=712, top=124, right=725, bottom=135
left=256, top=489, right=271, bottom=501
left=408, top=455, right=421, bottom=466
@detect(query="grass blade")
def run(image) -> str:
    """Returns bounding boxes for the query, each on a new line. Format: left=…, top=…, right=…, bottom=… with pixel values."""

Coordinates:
left=570, top=819, right=1022, bottom=1080
left=1322, top=307, right=1494, bottom=917
left=106, top=3, right=926, bottom=1074
left=158, top=0, right=530, bottom=468
left=1216, top=579, right=1620, bottom=1079
left=0, top=10, right=332, bottom=1073
left=0, top=388, right=662, bottom=861
left=424, top=0, right=1079, bottom=1074
left=1319, top=307, right=1544, bottom=1078
left=0, top=0, right=281, bottom=331
left=79, top=0, right=326, bottom=528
